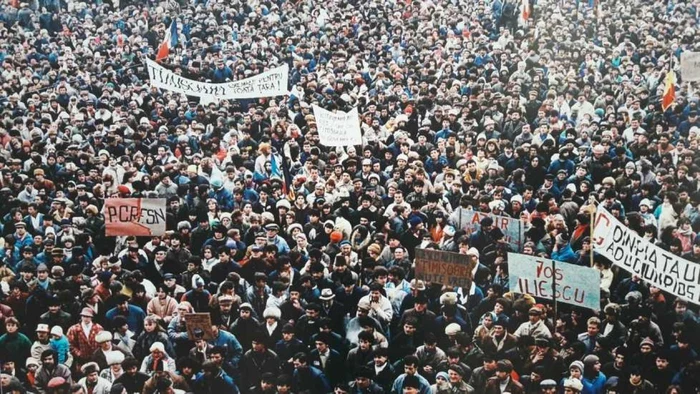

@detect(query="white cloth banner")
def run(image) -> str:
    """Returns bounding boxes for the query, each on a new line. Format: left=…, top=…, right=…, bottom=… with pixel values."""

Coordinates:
left=681, top=52, right=700, bottom=82
left=594, top=206, right=700, bottom=305
left=145, top=59, right=289, bottom=104
left=312, top=105, right=362, bottom=146
left=508, top=253, right=601, bottom=310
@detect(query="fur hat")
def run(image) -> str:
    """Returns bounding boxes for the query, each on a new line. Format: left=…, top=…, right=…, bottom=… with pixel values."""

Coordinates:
left=95, top=330, right=113, bottom=343
left=263, top=307, right=281, bottom=320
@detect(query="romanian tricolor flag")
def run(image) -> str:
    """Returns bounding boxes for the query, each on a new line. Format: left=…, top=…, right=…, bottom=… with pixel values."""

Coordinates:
left=661, top=70, right=676, bottom=111
left=521, top=0, right=530, bottom=23
left=156, top=20, right=178, bottom=62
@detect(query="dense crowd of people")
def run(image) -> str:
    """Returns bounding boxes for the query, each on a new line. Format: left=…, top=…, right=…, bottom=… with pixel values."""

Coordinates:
left=0, top=0, right=699, bottom=393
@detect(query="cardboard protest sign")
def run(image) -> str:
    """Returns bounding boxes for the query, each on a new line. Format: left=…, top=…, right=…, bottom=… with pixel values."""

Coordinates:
left=146, top=59, right=289, bottom=104
left=312, top=105, right=362, bottom=146
left=414, top=248, right=475, bottom=288
left=594, top=206, right=700, bottom=305
left=508, top=253, right=601, bottom=310
left=459, top=210, right=524, bottom=251
left=681, top=52, right=700, bottom=82
left=184, top=313, right=213, bottom=340
left=104, top=198, right=167, bottom=236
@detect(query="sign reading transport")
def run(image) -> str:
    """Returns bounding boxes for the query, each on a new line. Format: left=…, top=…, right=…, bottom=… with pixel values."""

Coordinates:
left=414, top=248, right=475, bottom=288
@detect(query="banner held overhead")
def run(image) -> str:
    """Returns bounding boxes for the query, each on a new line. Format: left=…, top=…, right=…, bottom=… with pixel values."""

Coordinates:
left=414, top=248, right=475, bottom=289
left=146, top=59, right=289, bottom=104
left=508, top=253, right=601, bottom=310
left=104, top=198, right=167, bottom=236
left=312, top=105, right=362, bottom=146
left=594, top=206, right=700, bottom=305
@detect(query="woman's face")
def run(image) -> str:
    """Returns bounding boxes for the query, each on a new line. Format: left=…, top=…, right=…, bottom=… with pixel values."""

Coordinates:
left=203, top=249, right=212, bottom=259
left=144, top=320, right=156, bottom=332
left=494, top=303, right=504, bottom=314
left=243, top=203, right=252, bottom=213
left=483, top=315, right=493, bottom=327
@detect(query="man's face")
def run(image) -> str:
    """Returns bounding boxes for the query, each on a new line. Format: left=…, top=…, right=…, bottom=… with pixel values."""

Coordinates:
left=252, top=340, right=265, bottom=353
left=292, top=359, right=307, bottom=370
left=42, top=355, right=55, bottom=368
left=529, top=312, right=540, bottom=323
left=492, top=325, right=504, bottom=337
left=496, top=371, right=508, bottom=381
left=210, top=353, right=223, bottom=366
left=587, top=324, right=599, bottom=337
left=404, top=363, right=417, bottom=376
left=87, top=372, right=98, bottom=383
left=656, top=357, right=669, bottom=370
left=675, top=303, right=687, bottom=315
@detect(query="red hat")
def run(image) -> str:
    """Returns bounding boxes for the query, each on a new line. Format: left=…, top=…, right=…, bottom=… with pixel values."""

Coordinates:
left=330, top=231, right=343, bottom=243
left=117, top=185, right=131, bottom=195
left=47, top=377, right=67, bottom=388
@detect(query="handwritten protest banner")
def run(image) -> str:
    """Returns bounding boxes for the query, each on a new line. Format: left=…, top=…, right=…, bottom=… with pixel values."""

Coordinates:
left=184, top=313, right=213, bottom=340
left=415, top=248, right=475, bottom=288
left=146, top=59, right=289, bottom=104
left=460, top=211, right=524, bottom=251
left=594, top=206, right=700, bottom=305
left=681, top=52, right=700, bottom=82
left=508, top=253, right=600, bottom=310
left=103, top=198, right=167, bottom=236
left=312, top=105, right=362, bottom=146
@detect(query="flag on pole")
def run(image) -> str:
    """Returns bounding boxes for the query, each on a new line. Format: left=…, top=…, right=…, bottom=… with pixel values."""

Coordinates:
left=270, top=152, right=290, bottom=197
left=662, top=70, right=676, bottom=111
left=156, top=21, right=178, bottom=62
left=270, top=153, right=283, bottom=178
left=521, top=0, right=530, bottom=23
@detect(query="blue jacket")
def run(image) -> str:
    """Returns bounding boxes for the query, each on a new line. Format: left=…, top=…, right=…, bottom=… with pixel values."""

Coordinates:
left=293, top=365, right=331, bottom=394
left=209, top=329, right=243, bottom=368
left=552, top=244, right=577, bottom=264
left=582, top=372, right=607, bottom=394
left=390, top=373, right=431, bottom=394
left=106, top=305, right=147, bottom=335
left=211, top=188, right=234, bottom=211
left=194, top=370, right=239, bottom=394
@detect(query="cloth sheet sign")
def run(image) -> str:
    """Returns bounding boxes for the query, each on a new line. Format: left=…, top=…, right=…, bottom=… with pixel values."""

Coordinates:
left=508, top=253, right=601, bottom=310
left=146, top=59, right=289, bottom=104
left=104, top=198, right=167, bottom=236
left=312, top=105, right=362, bottom=146
left=594, top=206, right=700, bottom=305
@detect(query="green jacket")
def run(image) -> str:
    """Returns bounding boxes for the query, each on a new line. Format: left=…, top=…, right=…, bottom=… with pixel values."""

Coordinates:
left=0, top=332, right=32, bottom=364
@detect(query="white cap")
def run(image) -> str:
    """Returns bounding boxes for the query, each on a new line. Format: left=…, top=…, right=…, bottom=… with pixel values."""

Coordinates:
left=95, top=330, right=113, bottom=343
left=105, top=350, right=125, bottom=366
left=563, top=378, right=584, bottom=391
left=50, top=326, right=63, bottom=337
left=149, top=342, right=165, bottom=353
left=640, top=198, right=653, bottom=208
left=445, top=323, right=461, bottom=335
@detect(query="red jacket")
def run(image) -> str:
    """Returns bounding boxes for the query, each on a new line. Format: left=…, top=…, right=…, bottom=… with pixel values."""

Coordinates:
left=67, top=322, right=103, bottom=362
